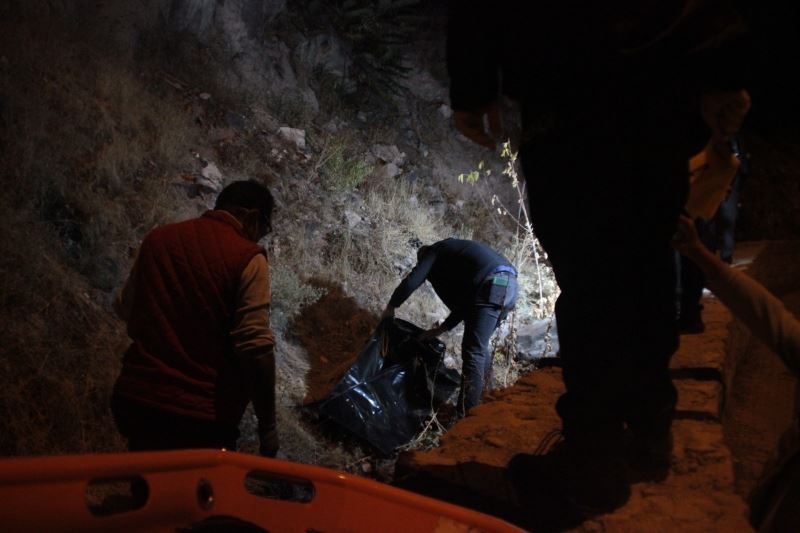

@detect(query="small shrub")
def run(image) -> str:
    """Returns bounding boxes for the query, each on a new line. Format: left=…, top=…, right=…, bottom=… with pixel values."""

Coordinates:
left=325, top=155, right=373, bottom=192
left=314, top=134, right=373, bottom=193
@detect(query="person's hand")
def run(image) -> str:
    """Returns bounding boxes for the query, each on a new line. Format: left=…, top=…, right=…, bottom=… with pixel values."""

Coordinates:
left=672, top=215, right=703, bottom=256
left=418, top=325, right=445, bottom=342
left=453, top=102, right=502, bottom=149
left=380, top=305, right=395, bottom=322
left=258, top=424, right=279, bottom=458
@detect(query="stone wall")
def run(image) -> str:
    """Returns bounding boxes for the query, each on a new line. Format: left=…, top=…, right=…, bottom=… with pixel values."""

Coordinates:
left=722, top=241, right=800, bottom=496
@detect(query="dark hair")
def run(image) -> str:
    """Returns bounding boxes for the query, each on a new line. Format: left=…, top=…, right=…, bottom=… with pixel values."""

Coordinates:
left=215, top=180, right=274, bottom=232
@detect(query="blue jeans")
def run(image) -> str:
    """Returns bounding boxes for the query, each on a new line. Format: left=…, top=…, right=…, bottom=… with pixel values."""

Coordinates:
left=459, top=273, right=518, bottom=415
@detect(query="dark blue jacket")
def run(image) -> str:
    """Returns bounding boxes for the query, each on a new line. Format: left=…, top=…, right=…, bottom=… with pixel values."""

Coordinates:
left=389, top=239, right=513, bottom=330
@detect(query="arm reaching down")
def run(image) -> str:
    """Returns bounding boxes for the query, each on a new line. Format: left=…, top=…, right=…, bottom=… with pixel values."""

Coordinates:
left=231, top=253, right=279, bottom=457
left=674, top=216, right=800, bottom=375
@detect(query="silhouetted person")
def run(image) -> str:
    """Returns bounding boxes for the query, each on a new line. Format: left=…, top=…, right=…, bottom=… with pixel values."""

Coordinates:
left=112, top=180, right=279, bottom=457
left=447, top=0, right=752, bottom=525
left=381, top=239, right=518, bottom=417
left=678, top=136, right=750, bottom=334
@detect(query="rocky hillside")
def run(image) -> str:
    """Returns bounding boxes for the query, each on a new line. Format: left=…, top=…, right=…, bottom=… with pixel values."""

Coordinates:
left=1, top=0, right=797, bottom=489
left=0, top=0, right=558, bottom=469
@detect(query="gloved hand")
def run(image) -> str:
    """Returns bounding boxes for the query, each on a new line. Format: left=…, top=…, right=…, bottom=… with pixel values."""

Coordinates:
left=417, top=324, right=446, bottom=342
left=258, top=424, right=279, bottom=458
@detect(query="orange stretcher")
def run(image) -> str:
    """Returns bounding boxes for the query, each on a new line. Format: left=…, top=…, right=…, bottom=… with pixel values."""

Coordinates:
left=0, top=450, right=523, bottom=532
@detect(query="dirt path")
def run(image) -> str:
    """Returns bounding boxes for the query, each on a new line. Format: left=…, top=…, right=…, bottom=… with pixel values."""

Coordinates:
left=396, top=291, right=752, bottom=531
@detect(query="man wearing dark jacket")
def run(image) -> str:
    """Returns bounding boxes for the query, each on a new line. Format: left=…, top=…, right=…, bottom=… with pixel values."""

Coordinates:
left=381, top=238, right=518, bottom=416
left=446, top=0, right=753, bottom=524
left=111, top=180, right=278, bottom=457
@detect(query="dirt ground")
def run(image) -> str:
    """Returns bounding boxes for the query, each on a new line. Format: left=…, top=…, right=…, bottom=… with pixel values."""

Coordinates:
left=395, top=297, right=750, bottom=532
left=290, top=281, right=379, bottom=405
left=393, top=240, right=800, bottom=532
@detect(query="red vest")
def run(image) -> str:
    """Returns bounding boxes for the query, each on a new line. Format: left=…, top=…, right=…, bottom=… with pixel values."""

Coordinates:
left=114, top=210, right=265, bottom=426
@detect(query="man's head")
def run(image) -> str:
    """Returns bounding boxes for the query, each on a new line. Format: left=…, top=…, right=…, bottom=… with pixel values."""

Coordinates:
left=215, top=180, right=274, bottom=242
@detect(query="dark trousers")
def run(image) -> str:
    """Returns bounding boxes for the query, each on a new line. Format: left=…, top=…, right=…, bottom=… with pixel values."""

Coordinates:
left=111, top=393, right=239, bottom=451
left=677, top=219, right=714, bottom=323
left=520, top=132, right=685, bottom=444
left=459, top=273, right=518, bottom=415
left=715, top=170, right=742, bottom=264
left=678, top=172, right=742, bottom=322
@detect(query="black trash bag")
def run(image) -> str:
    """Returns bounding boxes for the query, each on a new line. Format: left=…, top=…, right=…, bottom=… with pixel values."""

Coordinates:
left=312, top=318, right=461, bottom=456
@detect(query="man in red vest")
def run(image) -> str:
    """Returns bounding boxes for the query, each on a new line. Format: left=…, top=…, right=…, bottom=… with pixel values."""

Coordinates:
left=111, top=180, right=278, bottom=457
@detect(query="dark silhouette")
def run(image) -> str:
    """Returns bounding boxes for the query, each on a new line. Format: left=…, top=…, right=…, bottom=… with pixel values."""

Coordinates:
left=446, top=0, right=752, bottom=524
left=677, top=136, right=750, bottom=334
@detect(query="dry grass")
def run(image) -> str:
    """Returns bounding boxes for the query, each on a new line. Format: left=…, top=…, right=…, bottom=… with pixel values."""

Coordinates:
left=0, top=12, right=198, bottom=456
left=0, top=202, right=127, bottom=455
left=0, top=2, right=557, bottom=467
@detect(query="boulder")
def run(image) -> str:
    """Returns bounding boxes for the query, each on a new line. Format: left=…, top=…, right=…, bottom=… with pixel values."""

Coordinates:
left=515, top=317, right=559, bottom=361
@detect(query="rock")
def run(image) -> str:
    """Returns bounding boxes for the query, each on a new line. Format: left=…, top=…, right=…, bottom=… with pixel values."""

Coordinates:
left=198, top=92, right=212, bottom=100
left=300, top=86, right=319, bottom=114
left=343, top=210, right=363, bottom=229
left=516, top=316, right=559, bottom=361
left=226, top=111, right=247, bottom=131
left=322, top=117, right=349, bottom=133
left=164, top=0, right=286, bottom=41
left=198, top=161, right=224, bottom=191
left=370, top=144, right=406, bottom=167
left=277, top=127, right=306, bottom=150
left=393, top=252, right=416, bottom=275
left=400, top=66, right=446, bottom=102
left=293, top=33, right=351, bottom=83
left=262, top=40, right=299, bottom=89
left=372, top=162, right=401, bottom=180
left=438, top=103, right=453, bottom=119
left=209, top=127, right=236, bottom=143
left=250, top=105, right=280, bottom=132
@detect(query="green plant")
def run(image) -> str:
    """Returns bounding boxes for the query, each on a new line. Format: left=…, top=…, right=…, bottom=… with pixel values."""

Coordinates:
left=314, top=135, right=374, bottom=192
left=324, top=149, right=374, bottom=192
left=270, top=267, right=327, bottom=331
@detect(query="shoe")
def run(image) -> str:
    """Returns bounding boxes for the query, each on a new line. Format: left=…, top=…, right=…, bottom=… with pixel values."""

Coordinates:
left=506, top=437, right=630, bottom=530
